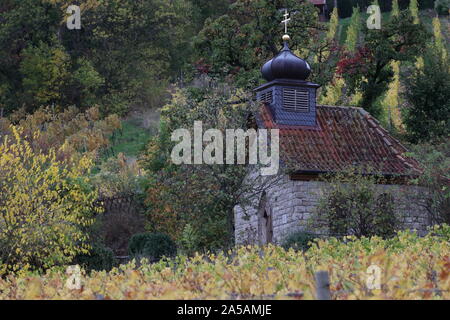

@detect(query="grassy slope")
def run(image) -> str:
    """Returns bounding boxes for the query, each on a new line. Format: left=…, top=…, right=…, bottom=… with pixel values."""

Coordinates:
left=108, top=118, right=153, bottom=159
left=90, top=118, right=153, bottom=174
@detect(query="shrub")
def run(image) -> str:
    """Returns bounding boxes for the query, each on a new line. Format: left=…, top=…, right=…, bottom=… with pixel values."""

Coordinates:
left=282, top=231, right=318, bottom=252
left=73, top=244, right=117, bottom=272
left=408, top=140, right=450, bottom=225
left=310, top=168, right=400, bottom=238
left=0, top=126, right=99, bottom=273
left=91, top=154, right=143, bottom=198
left=1, top=106, right=121, bottom=163
left=128, top=233, right=177, bottom=262
left=178, top=224, right=202, bottom=256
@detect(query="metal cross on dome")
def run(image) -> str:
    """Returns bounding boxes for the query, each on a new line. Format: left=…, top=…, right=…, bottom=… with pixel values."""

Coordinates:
left=282, top=9, right=291, bottom=35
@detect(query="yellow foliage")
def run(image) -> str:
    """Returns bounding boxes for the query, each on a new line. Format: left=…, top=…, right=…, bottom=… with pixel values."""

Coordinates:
left=0, top=126, right=99, bottom=273
left=432, top=17, right=448, bottom=65
left=0, top=228, right=448, bottom=300
left=1, top=106, right=121, bottom=164
left=319, top=77, right=345, bottom=106
left=409, top=0, right=420, bottom=25
left=326, top=8, right=339, bottom=41
left=382, top=60, right=403, bottom=130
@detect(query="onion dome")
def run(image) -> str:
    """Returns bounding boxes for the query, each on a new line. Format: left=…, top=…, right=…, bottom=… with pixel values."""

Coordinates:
left=261, top=36, right=311, bottom=82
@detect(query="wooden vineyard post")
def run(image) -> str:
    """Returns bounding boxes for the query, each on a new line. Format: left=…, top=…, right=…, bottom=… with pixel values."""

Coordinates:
left=315, top=271, right=332, bottom=300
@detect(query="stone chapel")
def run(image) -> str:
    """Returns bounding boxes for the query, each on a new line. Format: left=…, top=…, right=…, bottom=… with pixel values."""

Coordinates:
left=234, top=35, right=429, bottom=245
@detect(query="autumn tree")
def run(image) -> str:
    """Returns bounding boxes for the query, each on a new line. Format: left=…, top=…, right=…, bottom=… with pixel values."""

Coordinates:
left=402, top=3, right=449, bottom=143
left=0, top=126, right=99, bottom=273
left=0, top=106, right=121, bottom=164
left=382, top=0, right=402, bottom=129
left=320, top=5, right=361, bottom=106
left=0, top=0, right=195, bottom=114
left=337, top=11, right=427, bottom=119
left=142, top=84, right=280, bottom=251
left=409, top=0, right=420, bottom=24
left=327, top=7, right=339, bottom=41
left=435, top=0, right=450, bottom=15
left=382, top=60, right=401, bottom=129
left=319, top=7, right=345, bottom=105
left=0, top=0, right=60, bottom=113
left=194, top=0, right=321, bottom=88
left=402, top=48, right=450, bottom=144
left=190, top=0, right=230, bottom=30
left=391, top=0, right=400, bottom=16
left=432, top=17, right=448, bottom=63
left=19, top=40, right=71, bottom=109
left=345, top=6, right=361, bottom=53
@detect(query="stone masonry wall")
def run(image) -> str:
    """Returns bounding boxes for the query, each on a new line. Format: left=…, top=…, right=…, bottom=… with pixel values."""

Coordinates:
left=234, top=175, right=430, bottom=245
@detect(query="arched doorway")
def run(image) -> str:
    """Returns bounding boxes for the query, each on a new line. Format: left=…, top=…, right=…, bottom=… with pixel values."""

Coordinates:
left=258, top=193, right=273, bottom=245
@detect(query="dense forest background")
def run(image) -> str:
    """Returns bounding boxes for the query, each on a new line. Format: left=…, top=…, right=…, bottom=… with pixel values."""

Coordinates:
left=0, top=0, right=222, bottom=115
left=0, top=0, right=448, bottom=121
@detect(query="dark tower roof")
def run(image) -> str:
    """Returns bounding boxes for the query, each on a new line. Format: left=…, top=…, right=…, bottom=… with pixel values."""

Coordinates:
left=256, top=35, right=318, bottom=127
left=261, top=41, right=311, bottom=82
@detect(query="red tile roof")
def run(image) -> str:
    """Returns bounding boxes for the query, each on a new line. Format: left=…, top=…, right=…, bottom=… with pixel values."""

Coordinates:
left=257, top=104, right=421, bottom=176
